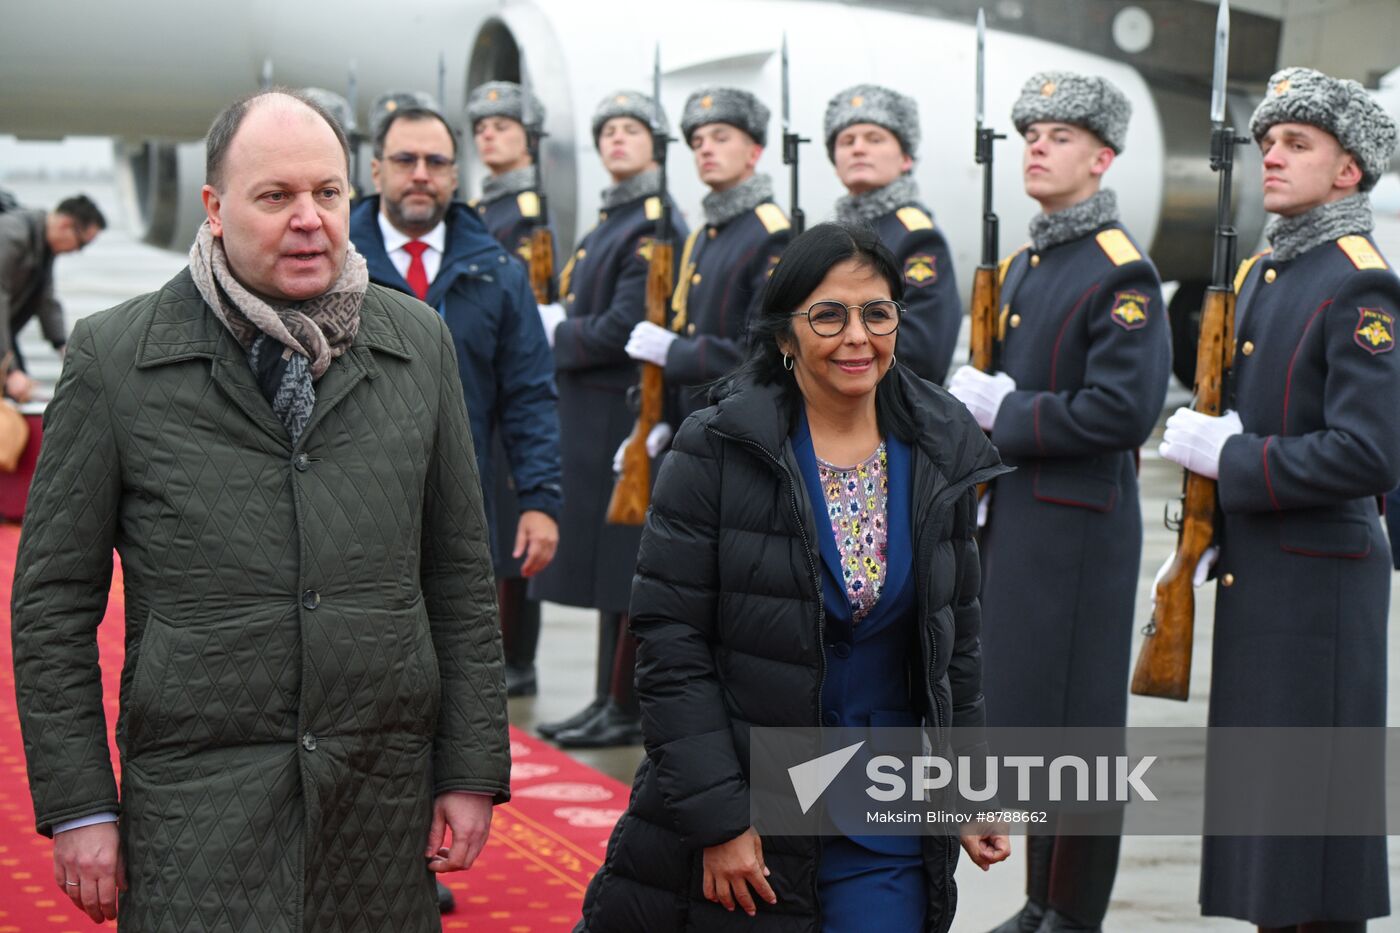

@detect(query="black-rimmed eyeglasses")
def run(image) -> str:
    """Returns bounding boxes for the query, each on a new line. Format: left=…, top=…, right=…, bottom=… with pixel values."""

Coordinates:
left=385, top=152, right=457, bottom=174
left=791, top=299, right=903, bottom=337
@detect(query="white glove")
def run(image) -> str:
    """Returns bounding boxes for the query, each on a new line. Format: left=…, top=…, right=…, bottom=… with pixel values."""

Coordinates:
left=1150, top=546, right=1219, bottom=605
left=537, top=302, right=566, bottom=348
left=625, top=321, right=679, bottom=366
left=976, top=492, right=990, bottom=529
left=1158, top=409, right=1243, bottom=480
left=612, top=423, right=675, bottom=474
left=947, top=366, right=1016, bottom=432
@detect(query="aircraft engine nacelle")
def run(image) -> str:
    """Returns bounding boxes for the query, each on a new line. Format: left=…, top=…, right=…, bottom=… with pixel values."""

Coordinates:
left=114, top=139, right=209, bottom=254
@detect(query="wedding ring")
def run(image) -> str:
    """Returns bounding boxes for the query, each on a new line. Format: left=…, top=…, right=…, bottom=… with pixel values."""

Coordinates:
left=64, top=880, right=80, bottom=886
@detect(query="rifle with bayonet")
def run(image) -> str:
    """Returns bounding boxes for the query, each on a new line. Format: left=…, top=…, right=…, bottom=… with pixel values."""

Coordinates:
left=1131, top=0, right=1243, bottom=701
left=968, top=8, right=1005, bottom=376
left=520, top=60, right=556, bottom=305
left=607, top=46, right=674, bottom=525
left=781, top=33, right=808, bottom=236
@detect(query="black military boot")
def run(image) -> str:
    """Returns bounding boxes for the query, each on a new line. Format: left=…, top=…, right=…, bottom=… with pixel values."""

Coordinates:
left=537, top=610, right=619, bottom=739
left=1037, top=833, right=1122, bottom=932
left=555, top=615, right=643, bottom=748
left=986, top=833, right=1053, bottom=932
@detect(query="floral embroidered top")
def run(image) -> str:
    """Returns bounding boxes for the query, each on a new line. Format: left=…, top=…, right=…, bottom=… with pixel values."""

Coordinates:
left=816, top=443, right=889, bottom=623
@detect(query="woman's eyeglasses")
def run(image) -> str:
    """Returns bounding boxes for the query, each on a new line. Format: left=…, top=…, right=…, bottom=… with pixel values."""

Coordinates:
left=791, top=299, right=903, bottom=337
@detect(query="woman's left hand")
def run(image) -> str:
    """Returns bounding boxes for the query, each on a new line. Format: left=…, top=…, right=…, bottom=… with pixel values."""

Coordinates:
left=959, top=830, right=1011, bottom=870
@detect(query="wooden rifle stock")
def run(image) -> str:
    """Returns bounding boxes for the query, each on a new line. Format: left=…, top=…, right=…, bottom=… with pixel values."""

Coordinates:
left=969, top=264, right=999, bottom=374
left=1130, top=284, right=1235, bottom=700
left=528, top=226, right=555, bottom=306
left=607, top=240, right=673, bottom=525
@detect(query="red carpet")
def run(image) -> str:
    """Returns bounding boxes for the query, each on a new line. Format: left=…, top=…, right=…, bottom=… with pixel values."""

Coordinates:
left=0, top=524, right=627, bottom=931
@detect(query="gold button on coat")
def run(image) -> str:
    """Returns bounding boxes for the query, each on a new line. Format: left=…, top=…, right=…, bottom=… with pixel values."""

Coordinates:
left=708, top=228, right=718, bottom=239
left=1222, top=573, right=1235, bottom=587
left=576, top=249, right=586, bottom=259
left=1009, top=314, right=1022, bottom=328
left=1264, top=268, right=1277, bottom=283
left=1030, top=255, right=1040, bottom=267
left=566, top=292, right=576, bottom=303
left=1242, top=341, right=1254, bottom=356
left=692, top=273, right=702, bottom=284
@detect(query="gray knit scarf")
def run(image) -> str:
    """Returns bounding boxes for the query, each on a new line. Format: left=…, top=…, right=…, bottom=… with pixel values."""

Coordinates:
left=601, top=168, right=662, bottom=210
left=833, top=174, right=921, bottom=226
left=702, top=174, right=775, bottom=227
left=481, top=166, right=537, bottom=204
left=1266, top=192, right=1374, bottom=262
left=189, top=221, right=368, bottom=445
left=1029, top=189, right=1120, bottom=252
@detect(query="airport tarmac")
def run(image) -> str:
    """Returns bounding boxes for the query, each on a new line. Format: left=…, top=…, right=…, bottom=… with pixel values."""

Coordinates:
left=11, top=178, right=1400, bottom=931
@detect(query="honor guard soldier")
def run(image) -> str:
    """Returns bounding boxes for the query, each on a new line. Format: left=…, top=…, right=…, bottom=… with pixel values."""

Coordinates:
left=465, top=79, right=558, bottom=699
left=824, top=84, right=960, bottom=384
left=532, top=91, right=689, bottom=748
left=467, top=80, right=553, bottom=274
left=948, top=73, right=1170, bottom=933
left=624, top=86, right=790, bottom=420
left=1159, top=68, right=1400, bottom=933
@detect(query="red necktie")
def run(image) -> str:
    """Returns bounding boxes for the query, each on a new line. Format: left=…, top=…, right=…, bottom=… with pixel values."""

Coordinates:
left=403, top=240, right=430, bottom=301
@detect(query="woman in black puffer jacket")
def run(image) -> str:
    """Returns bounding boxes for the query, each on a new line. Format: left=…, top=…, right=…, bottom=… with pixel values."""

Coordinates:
left=577, top=223, right=1012, bottom=933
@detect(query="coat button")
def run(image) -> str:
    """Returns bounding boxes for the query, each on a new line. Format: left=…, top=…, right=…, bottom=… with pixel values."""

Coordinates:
left=1241, top=341, right=1254, bottom=357
left=692, top=273, right=702, bottom=285
left=822, top=710, right=840, bottom=726
left=1264, top=268, right=1277, bottom=283
left=1030, top=254, right=1040, bottom=267
left=1010, top=314, right=1022, bottom=328
left=293, top=452, right=310, bottom=472
left=1221, top=573, right=1235, bottom=587
left=566, top=292, right=576, bottom=303
left=301, top=589, right=320, bottom=610
left=599, top=211, right=608, bottom=221
left=301, top=733, right=318, bottom=751
left=708, top=228, right=717, bottom=239
left=576, top=249, right=586, bottom=259
left=687, top=324, right=696, bottom=336
left=831, top=642, right=852, bottom=659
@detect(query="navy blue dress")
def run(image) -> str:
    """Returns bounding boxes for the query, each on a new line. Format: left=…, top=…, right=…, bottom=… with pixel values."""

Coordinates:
left=792, top=417, right=926, bottom=933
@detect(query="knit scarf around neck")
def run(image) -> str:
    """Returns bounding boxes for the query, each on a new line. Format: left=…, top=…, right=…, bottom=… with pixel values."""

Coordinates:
left=188, top=221, right=367, bottom=444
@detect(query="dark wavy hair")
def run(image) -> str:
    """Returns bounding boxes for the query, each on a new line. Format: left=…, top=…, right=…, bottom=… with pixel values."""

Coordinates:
left=716, top=221, right=915, bottom=438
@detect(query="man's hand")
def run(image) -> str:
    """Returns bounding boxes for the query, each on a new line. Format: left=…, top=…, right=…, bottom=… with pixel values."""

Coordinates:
left=53, top=821, right=124, bottom=923
left=702, top=827, right=777, bottom=917
left=513, top=510, right=559, bottom=577
left=425, top=792, right=493, bottom=873
left=625, top=321, right=678, bottom=367
left=947, top=366, right=1016, bottom=432
left=5, top=370, right=35, bottom=403
left=537, top=302, right=566, bottom=348
left=959, top=830, right=1011, bottom=870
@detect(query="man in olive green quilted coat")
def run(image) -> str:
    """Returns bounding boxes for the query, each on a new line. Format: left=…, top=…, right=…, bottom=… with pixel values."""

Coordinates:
left=10, top=89, right=510, bottom=931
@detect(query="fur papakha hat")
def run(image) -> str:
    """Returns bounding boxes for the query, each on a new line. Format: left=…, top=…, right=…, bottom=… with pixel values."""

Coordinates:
left=369, top=90, right=444, bottom=138
left=465, top=81, right=545, bottom=133
left=823, top=84, right=920, bottom=161
left=591, top=90, right=669, bottom=149
left=680, top=87, right=770, bottom=146
left=1011, top=71, right=1131, bottom=154
left=1250, top=67, right=1399, bottom=192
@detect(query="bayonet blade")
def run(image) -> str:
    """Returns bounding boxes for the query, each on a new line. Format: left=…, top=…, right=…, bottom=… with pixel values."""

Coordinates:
left=782, top=33, right=792, bottom=134
left=520, top=54, right=536, bottom=131
left=976, top=9, right=986, bottom=129
left=1210, top=0, right=1230, bottom=125
left=346, top=61, right=359, bottom=134
left=651, top=44, right=663, bottom=133
left=437, top=51, right=447, bottom=110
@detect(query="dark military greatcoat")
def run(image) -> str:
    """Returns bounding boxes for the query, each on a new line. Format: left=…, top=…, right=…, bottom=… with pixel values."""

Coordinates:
left=530, top=192, right=688, bottom=613
left=1200, top=234, right=1400, bottom=926
left=871, top=202, right=961, bottom=385
left=978, top=222, right=1170, bottom=730
left=666, top=200, right=789, bottom=420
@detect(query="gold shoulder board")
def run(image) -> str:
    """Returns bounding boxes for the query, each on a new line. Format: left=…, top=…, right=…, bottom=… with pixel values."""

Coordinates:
left=998, top=244, right=1030, bottom=286
left=1233, top=252, right=1266, bottom=294
left=517, top=191, right=541, bottom=219
left=896, top=206, right=933, bottom=232
left=644, top=196, right=663, bottom=221
left=1338, top=235, right=1388, bottom=271
left=1095, top=229, right=1141, bottom=266
left=754, top=202, right=791, bottom=234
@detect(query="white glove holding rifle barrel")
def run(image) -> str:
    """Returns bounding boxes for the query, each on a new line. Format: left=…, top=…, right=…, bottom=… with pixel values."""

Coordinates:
left=613, top=423, right=674, bottom=474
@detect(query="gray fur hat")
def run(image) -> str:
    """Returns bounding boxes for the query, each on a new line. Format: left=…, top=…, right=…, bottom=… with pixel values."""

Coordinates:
left=823, top=84, right=919, bottom=161
left=591, top=90, right=669, bottom=149
left=680, top=87, right=770, bottom=146
left=301, top=87, right=355, bottom=135
left=465, top=81, right=545, bottom=133
left=1250, top=67, right=1399, bottom=192
left=1011, top=72, right=1131, bottom=154
left=369, top=90, right=445, bottom=139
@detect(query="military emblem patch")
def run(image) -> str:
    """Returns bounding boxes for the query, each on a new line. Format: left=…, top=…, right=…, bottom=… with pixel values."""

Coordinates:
left=1110, top=290, right=1150, bottom=330
left=636, top=237, right=655, bottom=263
left=487, top=89, right=500, bottom=101
left=700, top=95, right=713, bottom=109
left=1041, top=81, right=1057, bottom=96
left=903, top=254, right=937, bottom=288
left=1354, top=308, right=1395, bottom=355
